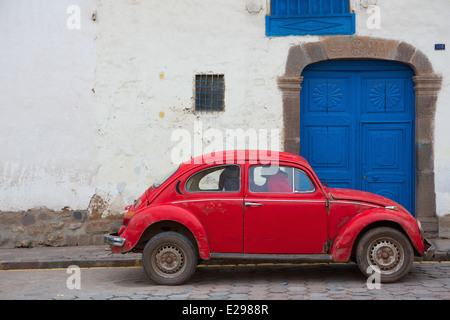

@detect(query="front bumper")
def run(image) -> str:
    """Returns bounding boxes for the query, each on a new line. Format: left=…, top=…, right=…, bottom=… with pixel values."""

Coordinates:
left=103, top=233, right=126, bottom=247
left=423, top=238, right=436, bottom=260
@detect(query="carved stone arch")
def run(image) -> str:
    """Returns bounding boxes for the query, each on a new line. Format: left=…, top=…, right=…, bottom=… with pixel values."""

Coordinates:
left=278, top=36, right=442, bottom=236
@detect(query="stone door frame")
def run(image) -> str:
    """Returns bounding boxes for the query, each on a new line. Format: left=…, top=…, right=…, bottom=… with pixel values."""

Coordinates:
left=278, top=36, right=442, bottom=236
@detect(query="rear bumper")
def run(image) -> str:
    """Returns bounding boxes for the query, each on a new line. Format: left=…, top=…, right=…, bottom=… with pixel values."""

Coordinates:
left=423, top=238, right=435, bottom=260
left=103, top=233, right=126, bottom=247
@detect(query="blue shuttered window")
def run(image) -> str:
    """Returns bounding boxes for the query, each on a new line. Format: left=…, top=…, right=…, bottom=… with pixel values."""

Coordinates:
left=266, top=0, right=355, bottom=36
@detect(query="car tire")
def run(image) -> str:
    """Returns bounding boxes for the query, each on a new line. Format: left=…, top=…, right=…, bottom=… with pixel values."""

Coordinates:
left=356, top=227, right=414, bottom=283
left=142, top=231, right=198, bottom=285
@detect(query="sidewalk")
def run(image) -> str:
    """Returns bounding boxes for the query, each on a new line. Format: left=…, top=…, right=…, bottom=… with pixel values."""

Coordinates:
left=0, top=245, right=142, bottom=270
left=0, top=239, right=449, bottom=271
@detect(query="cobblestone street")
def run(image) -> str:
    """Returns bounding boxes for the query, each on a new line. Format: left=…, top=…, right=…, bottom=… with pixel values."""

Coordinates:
left=1, top=262, right=449, bottom=301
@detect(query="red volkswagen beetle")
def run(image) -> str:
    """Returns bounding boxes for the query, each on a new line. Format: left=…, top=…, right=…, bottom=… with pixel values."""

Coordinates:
left=104, top=150, right=434, bottom=285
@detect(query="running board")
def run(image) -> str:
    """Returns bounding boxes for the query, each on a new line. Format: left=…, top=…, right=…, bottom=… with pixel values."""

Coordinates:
left=209, top=253, right=333, bottom=263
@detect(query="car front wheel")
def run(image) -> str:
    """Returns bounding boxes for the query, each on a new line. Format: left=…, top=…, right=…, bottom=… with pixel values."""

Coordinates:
left=356, top=227, right=414, bottom=283
left=142, top=231, right=198, bottom=285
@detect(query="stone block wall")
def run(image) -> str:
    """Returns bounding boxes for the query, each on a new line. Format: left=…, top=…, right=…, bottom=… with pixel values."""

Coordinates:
left=0, top=209, right=123, bottom=249
left=439, top=215, right=450, bottom=239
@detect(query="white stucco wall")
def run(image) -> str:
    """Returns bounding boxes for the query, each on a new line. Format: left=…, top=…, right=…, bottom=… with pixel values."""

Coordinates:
left=1, top=0, right=449, bottom=219
left=0, top=0, right=98, bottom=211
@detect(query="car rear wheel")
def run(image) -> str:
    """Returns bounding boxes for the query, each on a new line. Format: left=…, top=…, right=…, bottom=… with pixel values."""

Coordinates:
left=142, top=232, right=197, bottom=285
left=356, top=227, right=414, bottom=283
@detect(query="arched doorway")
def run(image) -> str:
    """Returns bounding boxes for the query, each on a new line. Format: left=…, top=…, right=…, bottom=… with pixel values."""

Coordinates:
left=278, top=36, right=442, bottom=236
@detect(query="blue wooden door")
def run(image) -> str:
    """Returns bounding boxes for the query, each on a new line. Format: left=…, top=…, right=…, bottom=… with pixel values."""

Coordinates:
left=300, top=60, right=415, bottom=214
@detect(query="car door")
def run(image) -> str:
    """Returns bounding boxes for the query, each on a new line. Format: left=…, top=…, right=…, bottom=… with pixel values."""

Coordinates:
left=244, top=162, right=328, bottom=254
left=179, top=164, right=244, bottom=253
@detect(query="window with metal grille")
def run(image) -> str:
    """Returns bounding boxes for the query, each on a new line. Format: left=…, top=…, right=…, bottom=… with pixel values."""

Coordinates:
left=195, top=74, right=225, bottom=112
left=266, top=0, right=355, bottom=36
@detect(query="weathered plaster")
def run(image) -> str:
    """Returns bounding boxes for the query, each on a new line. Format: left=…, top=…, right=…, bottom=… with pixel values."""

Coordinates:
left=0, top=0, right=98, bottom=211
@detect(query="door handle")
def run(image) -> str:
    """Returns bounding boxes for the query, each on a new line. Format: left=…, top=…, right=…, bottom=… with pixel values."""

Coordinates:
left=244, top=202, right=263, bottom=207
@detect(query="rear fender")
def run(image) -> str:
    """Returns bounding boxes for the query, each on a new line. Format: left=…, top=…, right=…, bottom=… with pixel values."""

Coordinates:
left=330, top=208, right=423, bottom=262
left=119, top=204, right=210, bottom=259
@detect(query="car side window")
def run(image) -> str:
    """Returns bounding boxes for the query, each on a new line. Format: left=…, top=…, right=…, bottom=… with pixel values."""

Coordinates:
left=249, top=165, right=315, bottom=193
left=294, top=168, right=315, bottom=193
left=185, top=165, right=241, bottom=192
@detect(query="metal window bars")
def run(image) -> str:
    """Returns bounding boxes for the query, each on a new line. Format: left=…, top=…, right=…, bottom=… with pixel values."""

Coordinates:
left=195, top=74, right=225, bottom=112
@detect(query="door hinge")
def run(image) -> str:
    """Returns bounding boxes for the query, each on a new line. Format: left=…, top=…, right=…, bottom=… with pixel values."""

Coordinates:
left=322, top=240, right=332, bottom=253
left=325, top=240, right=333, bottom=253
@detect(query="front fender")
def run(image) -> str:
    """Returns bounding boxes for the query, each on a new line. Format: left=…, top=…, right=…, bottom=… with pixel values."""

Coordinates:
left=330, top=208, right=424, bottom=262
left=119, top=204, right=210, bottom=259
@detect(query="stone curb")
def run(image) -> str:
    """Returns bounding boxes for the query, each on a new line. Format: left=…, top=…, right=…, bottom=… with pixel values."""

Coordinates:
left=0, top=258, right=142, bottom=270
left=0, top=245, right=142, bottom=271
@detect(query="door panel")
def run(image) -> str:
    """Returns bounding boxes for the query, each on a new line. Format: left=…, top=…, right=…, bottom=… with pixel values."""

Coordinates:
left=361, top=122, right=413, bottom=212
left=363, top=78, right=408, bottom=114
left=303, top=124, right=352, bottom=188
left=244, top=164, right=328, bottom=254
left=301, top=72, right=354, bottom=189
left=244, top=199, right=328, bottom=254
left=307, top=78, right=350, bottom=114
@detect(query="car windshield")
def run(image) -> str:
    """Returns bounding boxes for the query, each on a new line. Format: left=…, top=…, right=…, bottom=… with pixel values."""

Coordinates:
left=152, top=165, right=180, bottom=188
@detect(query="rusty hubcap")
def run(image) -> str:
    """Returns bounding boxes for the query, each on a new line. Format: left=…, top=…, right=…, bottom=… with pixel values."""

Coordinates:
left=367, top=238, right=404, bottom=275
left=152, top=244, right=186, bottom=278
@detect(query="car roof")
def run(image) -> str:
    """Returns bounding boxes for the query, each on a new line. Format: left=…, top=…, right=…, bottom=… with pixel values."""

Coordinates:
left=183, top=150, right=310, bottom=167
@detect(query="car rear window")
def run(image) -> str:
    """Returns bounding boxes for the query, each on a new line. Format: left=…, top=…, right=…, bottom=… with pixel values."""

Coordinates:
left=153, top=165, right=180, bottom=188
